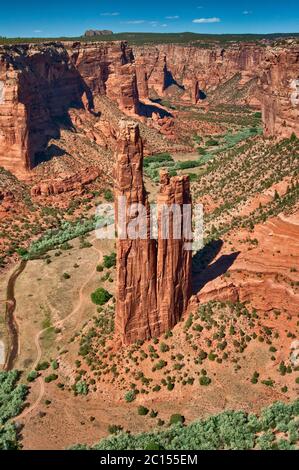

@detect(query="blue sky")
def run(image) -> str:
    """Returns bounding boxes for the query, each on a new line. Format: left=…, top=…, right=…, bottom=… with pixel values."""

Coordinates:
left=0, top=1, right=298, bottom=37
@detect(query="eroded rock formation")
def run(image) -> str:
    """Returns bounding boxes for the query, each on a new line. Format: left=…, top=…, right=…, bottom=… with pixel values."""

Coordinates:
left=134, top=43, right=299, bottom=137
left=0, top=40, right=298, bottom=179
left=0, top=41, right=139, bottom=178
left=30, top=166, right=100, bottom=196
left=114, top=120, right=192, bottom=344
left=260, top=48, right=299, bottom=138
left=157, top=170, right=192, bottom=332
left=114, top=120, right=159, bottom=344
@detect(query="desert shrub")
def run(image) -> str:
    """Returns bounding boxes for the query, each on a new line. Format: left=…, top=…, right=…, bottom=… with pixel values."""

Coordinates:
left=44, top=374, right=58, bottom=383
left=63, top=273, right=71, bottom=279
left=251, top=371, right=260, bottom=384
left=35, top=361, right=50, bottom=371
left=75, top=381, right=89, bottom=395
left=91, top=288, right=112, bottom=305
left=104, top=189, right=114, bottom=202
left=108, top=425, right=123, bottom=434
left=169, top=414, right=185, bottom=425
left=153, top=360, right=167, bottom=371
left=124, top=390, right=136, bottom=403
left=51, top=360, right=59, bottom=370
left=103, top=252, right=116, bottom=269
left=27, top=371, right=38, bottom=382
left=159, top=342, right=170, bottom=353
left=199, top=376, right=211, bottom=386
left=138, top=406, right=149, bottom=416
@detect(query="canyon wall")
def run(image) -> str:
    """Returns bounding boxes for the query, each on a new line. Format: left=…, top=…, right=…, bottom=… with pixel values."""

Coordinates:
left=260, top=48, right=299, bottom=138
left=0, top=40, right=298, bottom=178
left=114, top=120, right=192, bottom=344
left=134, top=44, right=266, bottom=103
left=0, top=41, right=139, bottom=178
left=134, top=43, right=299, bottom=138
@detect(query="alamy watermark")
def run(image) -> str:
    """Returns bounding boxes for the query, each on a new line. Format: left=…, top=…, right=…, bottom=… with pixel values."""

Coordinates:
left=95, top=197, right=204, bottom=251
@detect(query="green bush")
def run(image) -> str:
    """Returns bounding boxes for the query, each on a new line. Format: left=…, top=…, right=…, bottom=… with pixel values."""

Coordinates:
left=35, top=361, right=50, bottom=371
left=44, top=374, right=58, bottom=383
left=103, top=252, right=116, bottom=269
left=91, top=288, right=112, bottom=305
left=199, top=376, right=211, bottom=386
left=124, top=390, right=136, bottom=403
left=169, top=414, right=185, bottom=425
left=138, top=406, right=149, bottom=416
left=108, top=425, right=123, bottom=434
left=104, top=189, right=114, bottom=202
left=51, top=360, right=59, bottom=370
left=27, top=371, right=38, bottom=382
left=75, top=380, right=89, bottom=395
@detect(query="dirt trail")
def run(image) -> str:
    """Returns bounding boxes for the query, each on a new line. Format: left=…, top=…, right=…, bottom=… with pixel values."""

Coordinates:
left=3, top=260, right=27, bottom=371
left=17, top=239, right=102, bottom=420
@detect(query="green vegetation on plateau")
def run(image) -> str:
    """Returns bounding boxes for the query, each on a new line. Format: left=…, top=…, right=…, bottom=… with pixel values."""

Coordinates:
left=0, top=371, right=28, bottom=450
left=1, top=32, right=299, bottom=47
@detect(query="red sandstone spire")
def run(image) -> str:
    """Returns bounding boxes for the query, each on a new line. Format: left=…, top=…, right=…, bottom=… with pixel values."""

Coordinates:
left=114, top=121, right=192, bottom=344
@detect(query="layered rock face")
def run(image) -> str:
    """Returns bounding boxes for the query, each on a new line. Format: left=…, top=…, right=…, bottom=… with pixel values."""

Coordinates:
left=30, top=166, right=100, bottom=196
left=133, top=44, right=266, bottom=103
left=134, top=43, right=299, bottom=137
left=0, top=41, right=139, bottom=178
left=260, top=49, right=299, bottom=138
left=69, top=41, right=139, bottom=114
left=114, top=121, right=192, bottom=344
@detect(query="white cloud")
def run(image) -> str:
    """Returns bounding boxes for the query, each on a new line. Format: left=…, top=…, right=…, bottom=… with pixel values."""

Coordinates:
left=161, top=24, right=168, bottom=27
left=33, top=29, right=42, bottom=33
left=121, top=20, right=145, bottom=24
left=165, top=15, right=179, bottom=19
left=193, top=17, right=221, bottom=24
left=101, top=12, right=120, bottom=16
left=243, top=10, right=252, bottom=15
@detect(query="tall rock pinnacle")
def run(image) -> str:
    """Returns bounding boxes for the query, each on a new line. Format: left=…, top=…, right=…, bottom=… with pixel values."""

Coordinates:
left=114, top=120, right=159, bottom=345
left=114, top=120, right=192, bottom=344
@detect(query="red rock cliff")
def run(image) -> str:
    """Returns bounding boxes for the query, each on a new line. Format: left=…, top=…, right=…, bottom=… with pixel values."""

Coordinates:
left=133, top=43, right=299, bottom=137
left=114, top=120, right=192, bottom=344
left=0, top=41, right=139, bottom=178
left=260, top=48, right=299, bottom=138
